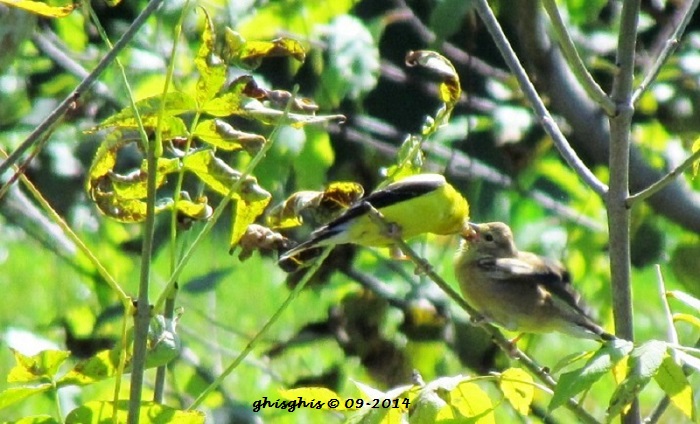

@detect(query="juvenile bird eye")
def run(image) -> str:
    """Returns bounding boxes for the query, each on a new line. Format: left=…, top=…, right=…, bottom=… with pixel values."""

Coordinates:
left=484, top=233, right=494, bottom=242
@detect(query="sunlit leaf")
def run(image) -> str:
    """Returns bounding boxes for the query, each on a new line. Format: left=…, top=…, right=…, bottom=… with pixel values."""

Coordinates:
left=550, top=339, right=632, bottom=411
left=235, top=0, right=356, bottom=40
left=0, top=0, right=75, bottom=17
left=267, top=181, right=364, bottom=229
left=405, top=50, right=460, bottom=107
left=195, top=8, right=226, bottom=107
left=242, top=99, right=345, bottom=128
left=429, top=0, right=475, bottom=42
left=607, top=340, right=667, bottom=420
left=58, top=349, right=121, bottom=386
left=0, top=386, right=53, bottom=410
left=194, top=119, right=266, bottom=154
left=65, top=400, right=205, bottom=424
left=410, top=387, right=447, bottom=423
left=91, top=92, right=196, bottom=131
left=438, top=381, right=495, bottom=423
left=672, top=313, right=700, bottom=329
left=499, top=368, right=534, bottom=415
left=654, top=355, right=693, bottom=419
left=692, top=136, right=700, bottom=177
left=7, top=349, right=70, bottom=382
left=224, top=29, right=305, bottom=69
left=230, top=192, right=272, bottom=248
left=181, top=149, right=248, bottom=196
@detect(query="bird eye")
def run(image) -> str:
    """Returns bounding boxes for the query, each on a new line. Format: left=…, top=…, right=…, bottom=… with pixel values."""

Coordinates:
left=484, top=233, right=494, bottom=242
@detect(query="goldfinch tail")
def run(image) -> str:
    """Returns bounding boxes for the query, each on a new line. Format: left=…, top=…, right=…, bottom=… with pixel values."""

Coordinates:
left=278, top=240, right=325, bottom=273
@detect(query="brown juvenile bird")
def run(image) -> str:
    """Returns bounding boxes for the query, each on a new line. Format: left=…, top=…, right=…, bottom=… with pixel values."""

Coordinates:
left=454, top=222, right=614, bottom=341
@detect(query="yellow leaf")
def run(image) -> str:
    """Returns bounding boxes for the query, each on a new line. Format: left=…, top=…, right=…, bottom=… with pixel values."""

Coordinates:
left=1, top=0, right=75, bottom=17
left=439, top=381, right=495, bottom=423
left=499, top=368, right=534, bottom=415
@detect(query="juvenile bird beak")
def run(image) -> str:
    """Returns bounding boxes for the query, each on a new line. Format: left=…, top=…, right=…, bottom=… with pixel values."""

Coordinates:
left=461, top=222, right=479, bottom=240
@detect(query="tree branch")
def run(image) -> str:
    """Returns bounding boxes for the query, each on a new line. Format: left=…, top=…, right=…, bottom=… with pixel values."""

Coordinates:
left=511, top=1, right=700, bottom=233
left=541, top=0, right=616, bottom=115
left=632, top=0, right=700, bottom=104
left=608, top=0, right=641, bottom=422
left=472, top=0, right=608, bottom=198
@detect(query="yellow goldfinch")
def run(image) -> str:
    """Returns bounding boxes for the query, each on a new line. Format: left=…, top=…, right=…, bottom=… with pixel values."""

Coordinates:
left=279, top=174, right=469, bottom=272
left=454, top=222, right=614, bottom=341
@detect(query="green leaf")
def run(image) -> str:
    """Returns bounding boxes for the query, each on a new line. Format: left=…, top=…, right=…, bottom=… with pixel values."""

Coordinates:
left=316, top=15, right=379, bottom=106
left=224, top=29, right=305, bottom=70
left=0, top=385, right=53, bottom=410
left=607, top=340, right=667, bottom=420
left=58, top=349, right=121, bottom=386
left=193, top=119, right=265, bottom=154
left=294, top=127, right=335, bottom=188
left=429, top=0, right=475, bottom=42
left=235, top=0, right=357, bottom=40
left=410, top=388, right=447, bottom=423
left=65, top=400, right=205, bottom=424
left=12, top=415, right=61, bottom=424
left=194, top=8, right=226, bottom=107
left=92, top=92, right=195, bottom=130
left=499, top=368, right=534, bottom=416
left=654, top=355, right=694, bottom=420
left=7, top=349, right=71, bottom=382
left=549, top=339, right=632, bottom=411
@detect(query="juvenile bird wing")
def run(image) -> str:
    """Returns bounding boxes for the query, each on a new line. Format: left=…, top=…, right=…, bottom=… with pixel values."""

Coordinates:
left=476, top=254, right=593, bottom=319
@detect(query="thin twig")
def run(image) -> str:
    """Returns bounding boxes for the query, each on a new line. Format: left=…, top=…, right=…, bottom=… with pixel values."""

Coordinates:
left=632, top=0, right=700, bottom=104
left=541, top=0, right=616, bottom=115
left=0, top=0, right=164, bottom=178
left=362, top=202, right=601, bottom=424
left=627, top=144, right=700, bottom=207
left=187, top=246, right=333, bottom=410
left=472, top=0, right=608, bottom=198
left=32, top=31, right=122, bottom=110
